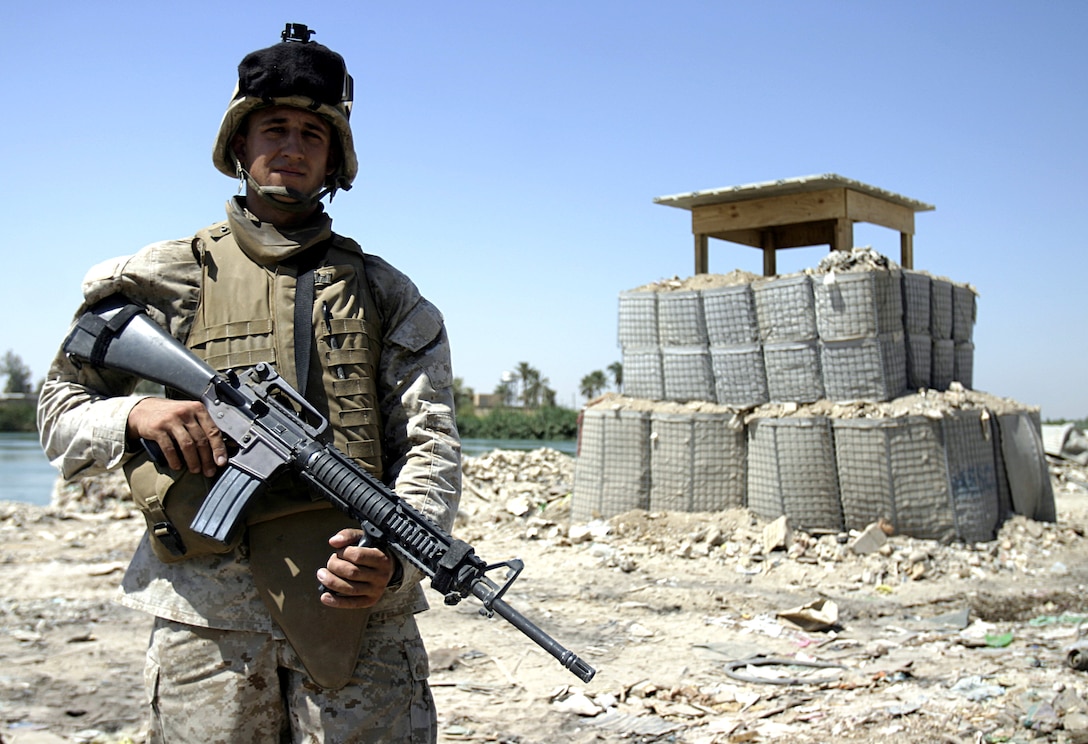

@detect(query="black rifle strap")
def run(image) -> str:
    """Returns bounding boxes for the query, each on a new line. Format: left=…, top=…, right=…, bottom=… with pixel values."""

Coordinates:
left=85, top=302, right=144, bottom=368
left=292, top=242, right=330, bottom=398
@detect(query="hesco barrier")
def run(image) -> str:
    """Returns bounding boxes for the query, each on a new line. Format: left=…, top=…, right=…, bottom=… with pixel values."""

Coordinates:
left=571, top=407, right=651, bottom=523
left=581, top=261, right=1042, bottom=542
left=710, top=344, right=768, bottom=408
left=901, top=270, right=932, bottom=335
left=617, top=269, right=976, bottom=407
left=953, top=284, right=977, bottom=342
left=930, top=277, right=954, bottom=340
left=820, top=333, right=907, bottom=402
left=763, top=341, right=823, bottom=403
left=648, top=410, right=746, bottom=513
left=661, top=346, right=714, bottom=402
left=617, top=290, right=658, bottom=347
left=657, top=290, right=707, bottom=346
left=573, top=399, right=1055, bottom=542
left=906, top=333, right=932, bottom=390
left=746, top=416, right=843, bottom=532
left=753, top=274, right=818, bottom=343
left=812, top=269, right=903, bottom=341
left=832, top=412, right=1004, bottom=543
left=703, top=284, right=758, bottom=346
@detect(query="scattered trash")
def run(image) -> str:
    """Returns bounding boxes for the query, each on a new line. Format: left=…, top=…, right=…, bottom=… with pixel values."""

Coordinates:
left=776, top=598, right=839, bottom=632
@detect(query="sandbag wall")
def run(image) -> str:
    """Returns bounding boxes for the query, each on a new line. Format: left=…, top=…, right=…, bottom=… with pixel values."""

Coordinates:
left=575, top=263, right=1052, bottom=542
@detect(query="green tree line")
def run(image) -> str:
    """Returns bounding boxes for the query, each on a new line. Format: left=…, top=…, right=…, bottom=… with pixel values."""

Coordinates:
left=0, top=351, right=40, bottom=432
left=0, top=351, right=629, bottom=437
left=450, top=360, right=623, bottom=441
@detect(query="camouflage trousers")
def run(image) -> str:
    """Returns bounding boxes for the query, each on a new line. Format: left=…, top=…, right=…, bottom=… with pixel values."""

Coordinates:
left=143, top=614, right=436, bottom=743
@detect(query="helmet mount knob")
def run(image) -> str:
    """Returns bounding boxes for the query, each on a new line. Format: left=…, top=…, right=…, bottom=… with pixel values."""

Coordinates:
left=282, top=23, right=314, bottom=43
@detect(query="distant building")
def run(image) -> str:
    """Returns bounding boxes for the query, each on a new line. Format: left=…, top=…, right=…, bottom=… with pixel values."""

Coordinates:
left=0, top=392, right=38, bottom=406
left=472, top=393, right=505, bottom=413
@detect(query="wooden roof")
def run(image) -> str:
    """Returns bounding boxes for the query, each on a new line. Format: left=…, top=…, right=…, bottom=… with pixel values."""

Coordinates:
left=654, top=173, right=935, bottom=213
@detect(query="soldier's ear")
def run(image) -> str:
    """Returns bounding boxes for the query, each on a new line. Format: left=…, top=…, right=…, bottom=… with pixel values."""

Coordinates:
left=231, top=132, right=248, bottom=167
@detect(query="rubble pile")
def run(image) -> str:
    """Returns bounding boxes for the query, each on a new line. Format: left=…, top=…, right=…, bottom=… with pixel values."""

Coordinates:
left=808, top=245, right=900, bottom=274
left=50, top=469, right=132, bottom=517
left=39, top=443, right=1088, bottom=591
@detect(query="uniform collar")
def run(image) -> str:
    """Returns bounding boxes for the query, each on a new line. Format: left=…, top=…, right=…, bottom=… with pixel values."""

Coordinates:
left=225, top=196, right=333, bottom=266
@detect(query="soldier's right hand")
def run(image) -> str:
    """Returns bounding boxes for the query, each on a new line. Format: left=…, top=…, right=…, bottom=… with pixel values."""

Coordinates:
left=127, top=398, right=229, bottom=478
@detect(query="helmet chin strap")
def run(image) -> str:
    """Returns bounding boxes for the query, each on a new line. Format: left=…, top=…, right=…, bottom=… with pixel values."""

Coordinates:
left=236, top=163, right=336, bottom=215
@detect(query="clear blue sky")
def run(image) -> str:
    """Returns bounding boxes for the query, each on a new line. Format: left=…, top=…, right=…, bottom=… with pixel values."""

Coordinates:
left=3, top=1, right=1085, bottom=418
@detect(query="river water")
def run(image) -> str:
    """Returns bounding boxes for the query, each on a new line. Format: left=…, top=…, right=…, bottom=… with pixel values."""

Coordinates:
left=0, top=432, right=576, bottom=507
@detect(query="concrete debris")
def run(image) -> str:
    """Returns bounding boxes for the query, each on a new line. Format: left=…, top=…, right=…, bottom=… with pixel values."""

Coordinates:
left=761, top=515, right=791, bottom=554
left=850, top=521, right=889, bottom=555
left=1044, top=423, right=1088, bottom=466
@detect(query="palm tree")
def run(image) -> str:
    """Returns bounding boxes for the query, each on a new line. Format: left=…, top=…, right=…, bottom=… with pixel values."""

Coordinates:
left=607, top=361, right=623, bottom=393
left=580, top=370, right=607, bottom=400
left=494, top=378, right=517, bottom=407
left=514, top=361, right=551, bottom=408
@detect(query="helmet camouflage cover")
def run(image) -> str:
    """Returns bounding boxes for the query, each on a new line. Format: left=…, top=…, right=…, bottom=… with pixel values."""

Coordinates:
left=213, top=23, right=358, bottom=194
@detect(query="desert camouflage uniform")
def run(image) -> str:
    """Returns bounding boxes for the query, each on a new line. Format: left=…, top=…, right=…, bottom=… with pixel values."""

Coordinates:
left=38, top=197, right=460, bottom=743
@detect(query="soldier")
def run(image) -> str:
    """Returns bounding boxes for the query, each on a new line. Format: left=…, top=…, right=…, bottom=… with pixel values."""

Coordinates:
left=38, top=23, right=460, bottom=743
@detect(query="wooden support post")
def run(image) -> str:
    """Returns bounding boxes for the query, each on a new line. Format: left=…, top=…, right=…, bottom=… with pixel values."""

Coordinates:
left=761, top=231, right=777, bottom=276
left=695, top=233, right=709, bottom=274
left=832, top=218, right=854, bottom=253
left=900, top=232, right=914, bottom=269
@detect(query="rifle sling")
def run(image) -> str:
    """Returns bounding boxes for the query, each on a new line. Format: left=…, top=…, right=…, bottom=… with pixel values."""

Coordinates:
left=291, top=243, right=329, bottom=397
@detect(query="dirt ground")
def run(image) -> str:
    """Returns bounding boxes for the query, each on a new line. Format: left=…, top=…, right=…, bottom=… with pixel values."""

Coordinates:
left=2, top=451, right=1088, bottom=744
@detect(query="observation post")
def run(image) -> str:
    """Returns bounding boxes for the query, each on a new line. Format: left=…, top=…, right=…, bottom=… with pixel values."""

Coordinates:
left=654, top=174, right=935, bottom=276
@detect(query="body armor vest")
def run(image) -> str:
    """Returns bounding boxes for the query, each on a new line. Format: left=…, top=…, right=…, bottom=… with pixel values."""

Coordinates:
left=190, top=221, right=384, bottom=478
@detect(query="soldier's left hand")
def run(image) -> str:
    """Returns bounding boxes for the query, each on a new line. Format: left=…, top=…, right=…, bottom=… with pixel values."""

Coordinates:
left=318, top=528, right=396, bottom=609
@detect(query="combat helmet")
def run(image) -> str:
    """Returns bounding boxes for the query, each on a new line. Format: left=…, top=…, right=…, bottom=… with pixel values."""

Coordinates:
left=213, top=23, right=357, bottom=209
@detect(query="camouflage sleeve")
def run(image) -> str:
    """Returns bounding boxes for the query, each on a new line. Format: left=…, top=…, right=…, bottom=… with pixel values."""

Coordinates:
left=37, top=239, right=202, bottom=480
left=367, top=256, right=462, bottom=592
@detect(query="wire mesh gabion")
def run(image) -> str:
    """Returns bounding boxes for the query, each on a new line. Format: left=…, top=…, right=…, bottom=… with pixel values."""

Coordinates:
left=618, top=290, right=659, bottom=347
left=572, top=406, right=651, bottom=521
left=954, top=341, right=975, bottom=389
left=762, top=340, right=824, bottom=403
left=703, top=284, right=759, bottom=346
left=753, top=274, right=817, bottom=343
left=905, top=332, right=932, bottom=390
left=952, top=284, right=977, bottom=342
left=901, top=270, right=932, bottom=336
left=622, top=346, right=664, bottom=400
left=812, top=269, right=903, bottom=341
left=746, top=416, right=843, bottom=532
left=941, top=410, right=1001, bottom=543
left=649, top=410, right=746, bottom=513
left=662, top=346, right=715, bottom=403
left=930, top=278, right=953, bottom=340
left=711, top=343, right=769, bottom=408
left=820, top=333, right=907, bottom=402
left=931, top=338, right=955, bottom=391
left=832, top=416, right=957, bottom=540
left=658, top=290, right=708, bottom=346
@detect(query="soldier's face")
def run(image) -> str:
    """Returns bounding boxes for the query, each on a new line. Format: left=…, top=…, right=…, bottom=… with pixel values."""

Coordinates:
left=232, top=106, right=335, bottom=200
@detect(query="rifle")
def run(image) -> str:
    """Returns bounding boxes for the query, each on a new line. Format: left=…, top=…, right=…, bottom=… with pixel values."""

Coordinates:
left=63, top=298, right=596, bottom=683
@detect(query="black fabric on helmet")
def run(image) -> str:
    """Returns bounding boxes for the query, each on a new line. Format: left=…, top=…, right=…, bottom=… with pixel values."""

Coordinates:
left=237, top=42, right=347, bottom=109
